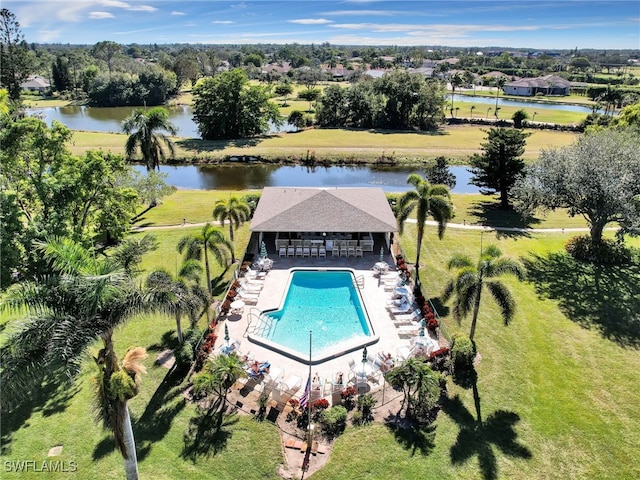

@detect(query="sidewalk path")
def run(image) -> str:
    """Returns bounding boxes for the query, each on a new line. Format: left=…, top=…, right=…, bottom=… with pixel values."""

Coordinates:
left=133, top=218, right=611, bottom=234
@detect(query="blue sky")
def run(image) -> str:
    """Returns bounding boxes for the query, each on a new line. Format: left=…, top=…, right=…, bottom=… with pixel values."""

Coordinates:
left=6, top=1, right=640, bottom=49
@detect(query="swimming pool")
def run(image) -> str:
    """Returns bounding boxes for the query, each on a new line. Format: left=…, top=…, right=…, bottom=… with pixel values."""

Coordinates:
left=248, top=269, right=378, bottom=364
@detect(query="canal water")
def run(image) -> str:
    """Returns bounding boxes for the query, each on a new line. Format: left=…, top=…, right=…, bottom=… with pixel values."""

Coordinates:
left=30, top=96, right=595, bottom=138
left=133, top=164, right=480, bottom=194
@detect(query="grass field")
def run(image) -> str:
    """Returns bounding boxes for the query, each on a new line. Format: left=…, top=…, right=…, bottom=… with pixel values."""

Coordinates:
left=3, top=223, right=639, bottom=479
left=68, top=124, right=578, bottom=164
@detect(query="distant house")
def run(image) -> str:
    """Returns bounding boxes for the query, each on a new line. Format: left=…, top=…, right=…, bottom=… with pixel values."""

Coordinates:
left=361, top=69, right=386, bottom=79
left=20, top=75, right=50, bottom=93
left=504, top=75, right=572, bottom=97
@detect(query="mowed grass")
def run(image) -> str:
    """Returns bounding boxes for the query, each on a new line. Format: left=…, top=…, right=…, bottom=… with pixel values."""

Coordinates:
left=0, top=309, right=283, bottom=480
left=137, top=189, right=590, bottom=231
left=4, top=196, right=639, bottom=479
left=67, top=125, right=578, bottom=163
left=452, top=99, right=587, bottom=125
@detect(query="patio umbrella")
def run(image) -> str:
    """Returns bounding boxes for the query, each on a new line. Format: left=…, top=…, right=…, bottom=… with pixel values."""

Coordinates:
left=419, top=319, right=426, bottom=337
left=224, top=323, right=230, bottom=343
left=260, top=241, right=268, bottom=259
left=362, top=346, right=368, bottom=364
left=379, top=247, right=384, bottom=262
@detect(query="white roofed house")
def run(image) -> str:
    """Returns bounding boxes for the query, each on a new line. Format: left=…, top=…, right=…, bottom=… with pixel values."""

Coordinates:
left=20, top=75, right=50, bottom=93
left=504, top=75, right=573, bottom=97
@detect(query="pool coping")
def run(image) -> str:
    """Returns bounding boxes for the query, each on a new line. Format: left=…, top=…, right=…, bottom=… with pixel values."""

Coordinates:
left=247, top=267, right=380, bottom=365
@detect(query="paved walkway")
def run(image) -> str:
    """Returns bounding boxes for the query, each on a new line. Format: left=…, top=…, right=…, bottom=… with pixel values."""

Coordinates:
left=134, top=218, right=610, bottom=234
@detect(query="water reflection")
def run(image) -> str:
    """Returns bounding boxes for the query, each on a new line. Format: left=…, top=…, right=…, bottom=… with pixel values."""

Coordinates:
left=31, top=105, right=293, bottom=137
left=134, top=164, right=480, bottom=193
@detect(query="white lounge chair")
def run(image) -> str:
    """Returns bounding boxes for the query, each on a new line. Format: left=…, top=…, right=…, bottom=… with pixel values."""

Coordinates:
left=318, top=246, right=326, bottom=257
left=239, top=280, right=262, bottom=293
left=237, top=289, right=260, bottom=303
left=393, top=308, right=422, bottom=322
left=287, top=246, right=295, bottom=257
left=310, top=246, right=318, bottom=257
left=295, top=246, right=303, bottom=257
left=245, top=267, right=267, bottom=280
left=388, top=302, right=414, bottom=316
left=303, top=246, right=310, bottom=257
left=279, top=246, right=287, bottom=257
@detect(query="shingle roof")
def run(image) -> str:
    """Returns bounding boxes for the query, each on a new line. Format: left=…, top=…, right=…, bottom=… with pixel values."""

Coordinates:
left=250, top=187, right=398, bottom=233
left=506, top=74, right=572, bottom=88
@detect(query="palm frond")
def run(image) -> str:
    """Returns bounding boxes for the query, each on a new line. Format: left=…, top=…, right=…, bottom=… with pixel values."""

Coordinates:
left=122, top=347, right=148, bottom=377
left=447, top=253, right=473, bottom=270
left=485, top=280, right=516, bottom=325
left=486, top=258, right=525, bottom=280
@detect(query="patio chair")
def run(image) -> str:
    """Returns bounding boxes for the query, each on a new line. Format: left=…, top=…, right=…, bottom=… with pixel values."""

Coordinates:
left=245, top=267, right=267, bottom=280
left=303, top=246, right=310, bottom=257
left=347, top=245, right=355, bottom=257
left=388, top=302, right=414, bottom=316
left=237, top=289, right=260, bottom=303
left=332, top=247, right=340, bottom=257
left=393, top=308, right=422, bottom=322
left=295, top=245, right=303, bottom=257
left=311, top=246, right=318, bottom=257
left=279, top=246, right=287, bottom=257
left=397, top=324, right=420, bottom=338
left=396, top=346, right=413, bottom=361
left=287, top=246, right=295, bottom=257
left=318, top=246, right=326, bottom=257
left=355, top=247, right=363, bottom=257
left=340, top=245, right=348, bottom=257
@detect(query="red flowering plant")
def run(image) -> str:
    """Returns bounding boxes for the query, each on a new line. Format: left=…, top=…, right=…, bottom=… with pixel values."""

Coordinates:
left=220, top=299, right=231, bottom=315
left=194, top=331, right=218, bottom=372
left=286, top=398, right=301, bottom=421
left=340, top=386, right=357, bottom=410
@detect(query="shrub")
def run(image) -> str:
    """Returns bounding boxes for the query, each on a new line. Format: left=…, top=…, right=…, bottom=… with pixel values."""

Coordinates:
left=340, top=386, right=357, bottom=410
left=512, top=109, right=528, bottom=128
left=320, top=405, right=348, bottom=436
left=451, top=335, right=476, bottom=372
left=351, top=410, right=363, bottom=426
left=565, top=235, right=632, bottom=264
left=356, top=393, right=377, bottom=423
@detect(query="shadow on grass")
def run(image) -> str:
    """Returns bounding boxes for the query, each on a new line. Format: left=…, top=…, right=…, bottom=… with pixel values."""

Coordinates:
left=466, top=200, right=540, bottom=237
left=176, top=137, right=263, bottom=153
left=91, top=365, right=189, bottom=462
left=442, top=383, right=532, bottom=480
left=181, top=401, right=239, bottom=463
left=367, top=128, right=449, bottom=137
left=385, top=421, right=437, bottom=457
left=524, top=252, right=640, bottom=348
left=135, top=365, right=189, bottom=461
left=1, top=377, right=79, bottom=455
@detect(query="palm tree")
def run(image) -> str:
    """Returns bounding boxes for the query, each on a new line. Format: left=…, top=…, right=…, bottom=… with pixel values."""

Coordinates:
left=192, top=353, right=246, bottom=413
left=122, top=107, right=178, bottom=172
left=145, top=263, right=208, bottom=343
left=385, top=357, right=440, bottom=420
left=494, top=76, right=507, bottom=114
left=177, top=223, right=232, bottom=295
left=396, top=174, right=453, bottom=270
left=1, top=237, right=158, bottom=480
left=441, top=245, right=524, bottom=341
left=450, top=72, right=464, bottom=114
left=212, top=196, right=251, bottom=264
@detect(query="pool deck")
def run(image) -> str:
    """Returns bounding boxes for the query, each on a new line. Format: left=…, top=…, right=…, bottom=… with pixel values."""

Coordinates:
left=214, top=252, right=440, bottom=402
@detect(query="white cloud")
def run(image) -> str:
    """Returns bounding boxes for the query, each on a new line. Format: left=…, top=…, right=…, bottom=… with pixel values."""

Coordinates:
left=329, top=22, right=539, bottom=33
left=230, top=2, right=248, bottom=9
left=101, top=1, right=157, bottom=12
left=170, top=11, right=186, bottom=16
left=322, top=10, right=400, bottom=16
left=288, top=18, right=333, bottom=25
left=212, top=20, right=235, bottom=24
left=89, top=11, right=115, bottom=19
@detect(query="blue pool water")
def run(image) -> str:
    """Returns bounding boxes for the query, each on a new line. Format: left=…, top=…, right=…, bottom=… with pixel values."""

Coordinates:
left=259, top=270, right=372, bottom=358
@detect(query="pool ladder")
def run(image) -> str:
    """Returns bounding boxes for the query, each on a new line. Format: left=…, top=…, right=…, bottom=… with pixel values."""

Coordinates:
left=245, top=308, right=274, bottom=338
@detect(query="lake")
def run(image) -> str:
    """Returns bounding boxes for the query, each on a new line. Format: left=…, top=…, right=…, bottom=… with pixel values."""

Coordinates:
left=133, top=164, right=481, bottom=194
left=30, top=95, right=595, bottom=138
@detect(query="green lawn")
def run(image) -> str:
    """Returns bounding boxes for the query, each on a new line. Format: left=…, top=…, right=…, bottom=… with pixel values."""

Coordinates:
left=3, top=189, right=640, bottom=479
left=68, top=124, right=578, bottom=163
left=3, top=227, right=638, bottom=479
